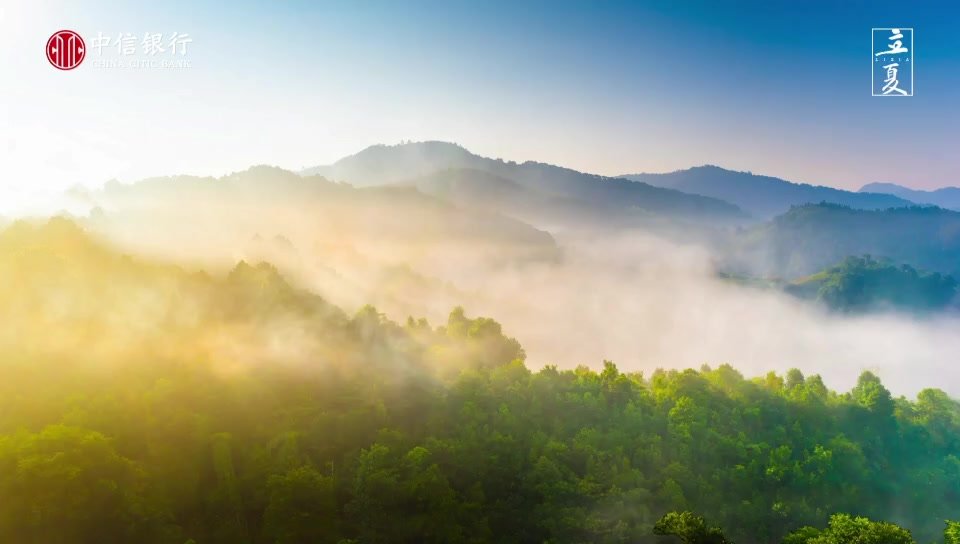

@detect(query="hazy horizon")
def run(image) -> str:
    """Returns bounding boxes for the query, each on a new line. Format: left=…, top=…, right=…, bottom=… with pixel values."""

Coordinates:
left=3, top=0, right=959, bottom=214
left=5, top=138, right=954, bottom=218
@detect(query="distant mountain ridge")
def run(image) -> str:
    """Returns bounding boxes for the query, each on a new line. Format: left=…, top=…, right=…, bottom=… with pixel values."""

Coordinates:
left=622, top=165, right=914, bottom=218
left=860, top=182, right=960, bottom=211
left=303, top=142, right=486, bottom=185
left=302, top=142, right=746, bottom=223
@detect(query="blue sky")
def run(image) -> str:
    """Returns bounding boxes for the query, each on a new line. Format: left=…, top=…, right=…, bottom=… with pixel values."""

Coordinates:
left=1, top=0, right=958, bottom=212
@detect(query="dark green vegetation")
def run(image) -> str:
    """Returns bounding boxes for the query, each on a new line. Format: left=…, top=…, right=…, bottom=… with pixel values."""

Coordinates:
left=2, top=219, right=960, bottom=543
left=623, top=165, right=912, bottom=219
left=786, top=255, right=958, bottom=313
left=653, top=512, right=731, bottom=544
left=655, top=511, right=958, bottom=544
left=729, top=203, right=960, bottom=278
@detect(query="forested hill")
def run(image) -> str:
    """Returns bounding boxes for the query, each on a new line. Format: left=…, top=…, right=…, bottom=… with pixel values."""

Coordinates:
left=1, top=219, right=959, bottom=543
left=786, top=255, right=959, bottom=313
left=729, top=203, right=960, bottom=278
left=652, top=510, right=959, bottom=544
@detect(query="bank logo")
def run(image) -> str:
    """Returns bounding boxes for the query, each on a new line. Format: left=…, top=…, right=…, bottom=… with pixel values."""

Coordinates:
left=46, top=30, right=86, bottom=70
left=872, top=28, right=913, bottom=96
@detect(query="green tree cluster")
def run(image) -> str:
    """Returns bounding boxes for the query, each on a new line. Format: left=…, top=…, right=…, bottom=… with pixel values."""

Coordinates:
left=787, top=255, right=958, bottom=312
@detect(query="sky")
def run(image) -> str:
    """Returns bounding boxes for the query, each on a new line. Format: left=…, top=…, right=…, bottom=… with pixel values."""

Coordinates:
left=1, top=0, right=959, bottom=213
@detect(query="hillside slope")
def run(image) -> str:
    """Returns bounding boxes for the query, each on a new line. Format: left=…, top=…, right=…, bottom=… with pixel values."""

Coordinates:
left=88, top=165, right=558, bottom=266
left=400, top=167, right=696, bottom=231
left=727, top=203, right=960, bottom=278
left=304, top=142, right=746, bottom=223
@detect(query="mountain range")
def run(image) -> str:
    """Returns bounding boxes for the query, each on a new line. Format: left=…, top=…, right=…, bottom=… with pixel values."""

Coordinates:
left=305, top=142, right=958, bottom=223
left=303, top=142, right=747, bottom=225
left=88, top=141, right=960, bottom=288
left=860, top=182, right=960, bottom=211
left=622, top=165, right=913, bottom=219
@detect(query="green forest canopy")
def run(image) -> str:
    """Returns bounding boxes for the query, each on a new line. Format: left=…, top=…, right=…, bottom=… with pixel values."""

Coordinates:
left=0, top=219, right=959, bottom=543
left=654, top=511, right=958, bottom=544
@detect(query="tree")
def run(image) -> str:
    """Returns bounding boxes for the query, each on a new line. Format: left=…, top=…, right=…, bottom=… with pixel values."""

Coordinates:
left=946, top=520, right=960, bottom=544
left=262, top=465, right=338, bottom=544
left=0, top=425, right=161, bottom=543
left=851, top=372, right=894, bottom=418
left=783, top=513, right=915, bottom=544
left=653, top=511, right=732, bottom=544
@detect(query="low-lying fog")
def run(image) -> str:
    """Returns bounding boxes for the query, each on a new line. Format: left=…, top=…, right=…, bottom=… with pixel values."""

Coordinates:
left=55, top=181, right=960, bottom=398
left=464, top=231, right=959, bottom=398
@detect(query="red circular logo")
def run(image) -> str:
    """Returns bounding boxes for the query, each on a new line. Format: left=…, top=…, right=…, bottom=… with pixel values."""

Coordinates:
left=46, top=30, right=85, bottom=70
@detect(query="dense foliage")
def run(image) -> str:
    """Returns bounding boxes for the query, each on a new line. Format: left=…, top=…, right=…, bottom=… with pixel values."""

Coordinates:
left=653, top=512, right=731, bottom=544
left=786, top=255, right=958, bottom=312
left=1, top=219, right=959, bottom=543
left=657, top=510, right=958, bottom=544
